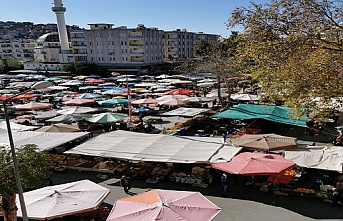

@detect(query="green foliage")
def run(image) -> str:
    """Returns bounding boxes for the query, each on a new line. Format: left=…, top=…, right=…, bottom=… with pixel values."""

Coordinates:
left=0, top=144, right=51, bottom=198
left=228, top=0, right=343, bottom=122
left=195, top=41, right=211, bottom=56
left=62, top=62, right=100, bottom=76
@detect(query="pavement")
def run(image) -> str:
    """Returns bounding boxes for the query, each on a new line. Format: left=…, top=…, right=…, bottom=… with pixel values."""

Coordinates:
left=53, top=170, right=343, bottom=221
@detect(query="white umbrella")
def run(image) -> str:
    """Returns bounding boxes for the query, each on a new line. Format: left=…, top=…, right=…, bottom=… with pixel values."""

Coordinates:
left=0, top=121, right=37, bottom=131
left=57, top=106, right=98, bottom=115
left=158, top=98, right=185, bottom=106
left=156, top=95, right=188, bottom=101
left=17, top=180, right=110, bottom=220
left=230, top=93, right=260, bottom=101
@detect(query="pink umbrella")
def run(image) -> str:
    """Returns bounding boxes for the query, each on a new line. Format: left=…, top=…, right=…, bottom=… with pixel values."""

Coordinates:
left=106, top=189, right=221, bottom=221
left=165, top=88, right=195, bottom=95
left=131, top=98, right=158, bottom=105
left=15, top=102, right=52, bottom=110
left=85, top=79, right=105, bottom=84
left=212, top=152, right=295, bottom=175
left=63, top=98, right=96, bottom=106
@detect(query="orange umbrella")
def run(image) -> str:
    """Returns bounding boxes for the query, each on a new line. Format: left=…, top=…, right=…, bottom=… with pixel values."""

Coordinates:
left=11, top=93, right=36, bottom=100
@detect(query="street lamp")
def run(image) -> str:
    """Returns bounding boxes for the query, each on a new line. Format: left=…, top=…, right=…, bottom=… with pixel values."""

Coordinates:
left=2, top=81, right=53, bottom=221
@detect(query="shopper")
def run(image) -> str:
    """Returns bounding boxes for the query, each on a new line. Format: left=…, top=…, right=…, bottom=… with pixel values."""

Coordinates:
left=221, top=173, right=230, bottom=195
left=330, top=188, right=343, bottom=208
left=120, top=175, right=132, bottom=193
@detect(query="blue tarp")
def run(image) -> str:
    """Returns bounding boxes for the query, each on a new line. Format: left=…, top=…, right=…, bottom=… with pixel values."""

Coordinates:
left=212, top=104, right=307, bottom=127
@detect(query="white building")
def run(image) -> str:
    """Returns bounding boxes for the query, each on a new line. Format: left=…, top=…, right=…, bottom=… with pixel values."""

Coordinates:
left=0, top=38, right=35, bottom=62
left=70, top=24, right=219, bottom=68
left=23, top=32, right=73, bottom=71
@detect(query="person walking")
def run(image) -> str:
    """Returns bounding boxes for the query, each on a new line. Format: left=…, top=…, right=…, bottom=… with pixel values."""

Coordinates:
left=330, top=188, right=343, bottom=208
left=221, top=173, right=230, bottom=195
left=120, top=175, right=132, bottom=193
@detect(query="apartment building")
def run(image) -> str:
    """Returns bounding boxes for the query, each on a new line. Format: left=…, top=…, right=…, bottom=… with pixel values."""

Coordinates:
left=0, top=38, right=35, bottom=62
left=70, top=24, right=218, bottom=68
left=70, top=24, right=165, bottom=67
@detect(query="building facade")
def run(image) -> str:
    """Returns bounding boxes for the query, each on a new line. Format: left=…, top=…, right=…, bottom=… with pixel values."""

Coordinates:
left=0, top=38, right=35, bottom=62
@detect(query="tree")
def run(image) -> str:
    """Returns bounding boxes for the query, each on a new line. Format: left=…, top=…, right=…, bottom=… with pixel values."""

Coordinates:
left=62, top=62, right=100, bottom=76
left=0, top=144, right=51, bottom=221
left=176, top=34, right=242, bottom=108
left=228, top=0, right=343, bottom=122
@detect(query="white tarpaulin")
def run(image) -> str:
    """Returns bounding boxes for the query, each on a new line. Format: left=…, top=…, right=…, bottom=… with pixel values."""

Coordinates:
left=0, top=128, right=89, bottom=151
left=161, top=107, right=210, bottom=117
left=0, top=121, right=37, bottom=131
left=284, top=146, right=343, bottom=173
left=66, top=130, right=242, bottom=164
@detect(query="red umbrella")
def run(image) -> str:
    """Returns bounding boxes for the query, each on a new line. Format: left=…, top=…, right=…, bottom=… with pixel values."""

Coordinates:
left=165, top=88, right=195, bottom=95
left=0, top=95, right=12, bottom=101
left=212, top=152, right=295, bottom=175
left=63, top=99, right=96, bottom=106
left=11, top=93, right=36, bottom=100
left=85, top=79, right=105, bottom=84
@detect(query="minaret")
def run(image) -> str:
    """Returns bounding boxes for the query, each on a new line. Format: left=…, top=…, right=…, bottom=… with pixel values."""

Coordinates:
left=51, top=0, right=70, bottom=53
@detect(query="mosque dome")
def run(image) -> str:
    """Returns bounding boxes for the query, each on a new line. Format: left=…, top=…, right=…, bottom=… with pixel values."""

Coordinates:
left=37, top=32, right=60, bottom=43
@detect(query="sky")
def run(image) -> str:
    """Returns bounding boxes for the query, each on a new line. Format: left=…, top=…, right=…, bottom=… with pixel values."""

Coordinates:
left=0, top=0, right=268, bottom=38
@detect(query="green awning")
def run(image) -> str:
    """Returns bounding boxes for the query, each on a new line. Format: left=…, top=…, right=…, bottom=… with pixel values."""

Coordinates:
left=212, top=104, right=307, bottom=127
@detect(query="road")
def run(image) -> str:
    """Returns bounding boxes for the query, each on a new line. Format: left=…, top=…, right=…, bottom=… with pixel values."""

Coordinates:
left=53, top=171, right=343, bottom=221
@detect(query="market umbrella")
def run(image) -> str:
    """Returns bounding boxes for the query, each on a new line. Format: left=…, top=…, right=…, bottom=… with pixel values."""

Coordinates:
left=35, top=123, right=81, bottom=132
left=132, top=107, right=149, bottom=114
left=156, top=95, right=188, bottom=101
left=164, top=88, right=195, bottom=95
left=158, top=98, right=185, bottom=106
left=230, top=133, right=297, bottom=151
left=106, top=189, right=221, bottom=221
left=0, top=121, right=37, bottom=131
left=63, top=98, right=96, bottom=106
left=46, top=114, right=88, bottom=124
left=15, top=102, right=52, bottom=110
left=73, top=93, right=103, bottom=99
left=11, top=93, right=37, bottom=100
left=131, top=98, right=158, bottom=105
left=211, top=152, right=295, bottom=175
left=230, top=93, right=260, bottom=101
left=17, top=180, right=110, bottom=220
left=85, top=79, right=105, bottom=84
left=86, top=112, right=128, bottom=124
left=44, top=77, right=62, bottom=82
left=57, top=106, right=98, bottom=115
left=98, top=98, right=128, bottom=106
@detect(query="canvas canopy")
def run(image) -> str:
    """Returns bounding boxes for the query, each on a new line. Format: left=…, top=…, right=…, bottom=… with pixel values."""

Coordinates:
left=212, top=104, right=307, bottom=127
left=66, top=130, right=242, bottom=164
left=284, top=146, right=343, bottom=173
left=161, top=107, right=210, bottom=117
left=0, top=128, right=88, bottom=151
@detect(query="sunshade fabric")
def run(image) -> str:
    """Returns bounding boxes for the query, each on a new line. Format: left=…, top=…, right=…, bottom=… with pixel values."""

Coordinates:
left=35, top=124, right=81, bottom=132
left=98, top=98, right=128, bottom=106
left=17, top=180, right=110, bottom=220
left=15, top=102, right=52, bottom=110
left=106, top=189, right=221, bottom=221
left=66, top=130, right=241, bottom=164
left=161, top=107, right=210, bottom=117
left=231, top=133, right=297, bottom=151
left=0, top=129, right=88, bottom=151
left=0, top=121, right=37, bottom=131
left=86, top=112, right=128, bottom=123
left=212, top=152, right=295, bottom=175
left=212, top=104, right=307, bottom=127
left=284, top=146, right=343, bottom=173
